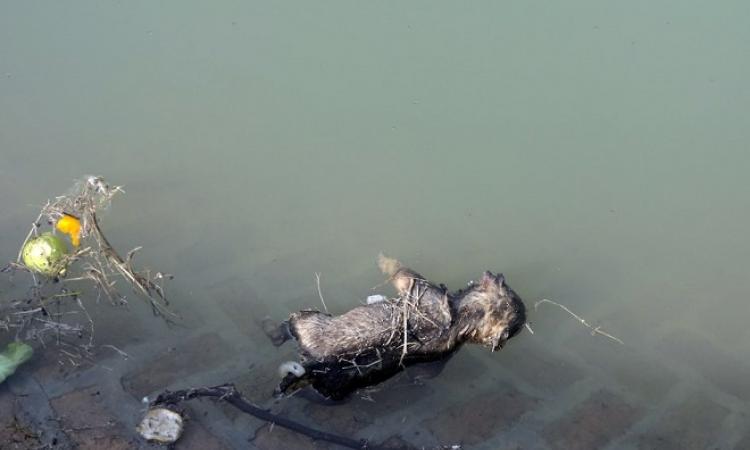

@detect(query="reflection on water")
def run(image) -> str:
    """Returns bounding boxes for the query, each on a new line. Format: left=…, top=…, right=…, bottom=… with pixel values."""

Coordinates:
left=1, top=1, right=750, bottom=448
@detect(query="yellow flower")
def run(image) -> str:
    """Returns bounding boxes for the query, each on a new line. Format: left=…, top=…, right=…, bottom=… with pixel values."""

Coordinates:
left=56, top=214, right=82, bottom=247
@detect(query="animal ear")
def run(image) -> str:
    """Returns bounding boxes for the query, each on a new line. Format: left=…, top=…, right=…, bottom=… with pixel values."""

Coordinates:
left=480, top=271, right=506, bottom=290
left=480, top=271, right=495, bottom=290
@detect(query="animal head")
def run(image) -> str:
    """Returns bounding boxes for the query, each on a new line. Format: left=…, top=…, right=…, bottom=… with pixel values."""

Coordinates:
left=458, top=271, right=526, bottom=351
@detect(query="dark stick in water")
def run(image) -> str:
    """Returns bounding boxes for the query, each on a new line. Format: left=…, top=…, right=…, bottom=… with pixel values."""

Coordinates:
left=149, top=383, right=370, bottom=449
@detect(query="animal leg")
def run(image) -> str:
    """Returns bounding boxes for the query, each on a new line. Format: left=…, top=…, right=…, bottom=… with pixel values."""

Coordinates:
left=261, top=318, right=292, bottom=347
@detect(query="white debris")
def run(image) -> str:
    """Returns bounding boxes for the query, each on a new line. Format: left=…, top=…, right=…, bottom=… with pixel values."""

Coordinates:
left=136, top=407, right=184, bottom=444
left=366, top=294, right=387, bottom=305
left=278, top=360, right=305, bottom=378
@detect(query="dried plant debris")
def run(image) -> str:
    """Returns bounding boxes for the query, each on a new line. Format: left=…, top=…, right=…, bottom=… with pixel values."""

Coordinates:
left=1, top=175, right=175, bottom=355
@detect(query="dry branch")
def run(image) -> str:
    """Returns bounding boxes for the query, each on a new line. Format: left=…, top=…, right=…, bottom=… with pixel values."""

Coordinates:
left=149, top=384, right=369, bottom=449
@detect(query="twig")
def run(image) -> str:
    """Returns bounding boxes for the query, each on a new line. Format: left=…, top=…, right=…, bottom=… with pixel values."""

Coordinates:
left=101, top=344, right=129, bottom=359
left=339, top=355, right=383, bottom=375
left=13, top=309, right=43, bottom=316
left=76, top=298, right=95, bottom=348
left=90, top=213, right=173, bottom=319
left=534, top=299, right=623, bottom=345
left=49, top=291, right=83, bottom=299
left=398, top=279, right=416, bottom=367
left=314, top=273, right=328, bottom=314
left=32, top=318, right=83, bottom=333
left=63, top=420, right=114, bottom=432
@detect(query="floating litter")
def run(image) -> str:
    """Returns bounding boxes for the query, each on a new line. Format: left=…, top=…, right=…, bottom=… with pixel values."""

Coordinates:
left=136, top=407, right=184, bottom=444
left=21, top=233, right=69, bottom=276
left=366, top=294, right=387, bottom=305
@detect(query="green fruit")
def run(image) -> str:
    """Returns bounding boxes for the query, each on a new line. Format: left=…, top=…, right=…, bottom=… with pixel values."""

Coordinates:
left=21, top=233, right=69, bottom=276
left=0, top=342, right=34, bottom=384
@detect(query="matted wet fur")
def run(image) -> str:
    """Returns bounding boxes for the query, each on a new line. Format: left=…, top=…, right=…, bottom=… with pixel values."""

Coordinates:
left=264, top=255, right=526, bottom=400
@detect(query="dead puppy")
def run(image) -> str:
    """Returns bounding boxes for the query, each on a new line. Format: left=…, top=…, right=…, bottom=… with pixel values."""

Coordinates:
left=263, top=255, right=526, bottom=401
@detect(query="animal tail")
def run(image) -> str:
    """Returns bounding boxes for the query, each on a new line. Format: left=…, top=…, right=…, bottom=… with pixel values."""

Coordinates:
left=378, top=253, right=402, bottom=277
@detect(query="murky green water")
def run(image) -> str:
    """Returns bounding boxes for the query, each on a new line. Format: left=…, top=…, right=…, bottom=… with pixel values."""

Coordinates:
left=2, top=2, right=750, bottom=448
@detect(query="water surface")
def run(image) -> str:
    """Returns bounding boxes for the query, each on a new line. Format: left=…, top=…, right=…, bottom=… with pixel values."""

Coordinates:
left=2, top=2, right=749, bottom=448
